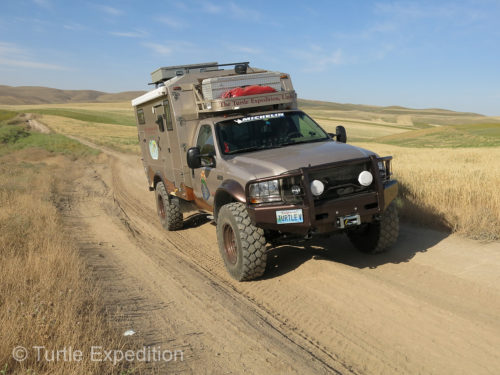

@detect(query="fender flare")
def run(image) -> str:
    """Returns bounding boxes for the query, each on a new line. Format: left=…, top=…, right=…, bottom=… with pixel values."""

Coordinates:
left=214, top=179, right=246, bottom=221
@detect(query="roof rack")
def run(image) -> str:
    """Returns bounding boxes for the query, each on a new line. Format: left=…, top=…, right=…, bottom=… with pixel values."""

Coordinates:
left=150, top=62, right=250, bottom=86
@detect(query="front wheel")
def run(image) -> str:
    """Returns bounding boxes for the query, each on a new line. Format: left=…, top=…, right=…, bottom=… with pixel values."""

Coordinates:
left=155, top=182, right=183, bottom=231
left=216, top=203, right=267, bottom=281
left=347, top=202, right=399, bottom=253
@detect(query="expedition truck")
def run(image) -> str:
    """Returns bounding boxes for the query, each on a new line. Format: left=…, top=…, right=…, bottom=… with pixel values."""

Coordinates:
left=131, top=62, right=399, bottom=281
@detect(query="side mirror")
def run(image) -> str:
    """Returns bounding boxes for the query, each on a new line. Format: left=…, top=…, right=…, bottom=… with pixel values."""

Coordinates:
left=156, top=115, right=165, bottom=132
left=187, top=147, right=202, bottom=169
left=335, top=125, right=347, bottom=143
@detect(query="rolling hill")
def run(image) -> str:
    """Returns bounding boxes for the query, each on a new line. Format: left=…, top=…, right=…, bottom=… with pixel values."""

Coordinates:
left=0, top=85, right=146, bottom=105
left=1, top=85, right=499, bottom=146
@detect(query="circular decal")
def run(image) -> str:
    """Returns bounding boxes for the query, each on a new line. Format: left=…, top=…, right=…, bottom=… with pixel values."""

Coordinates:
left=149, top=140, right=159, bottom=160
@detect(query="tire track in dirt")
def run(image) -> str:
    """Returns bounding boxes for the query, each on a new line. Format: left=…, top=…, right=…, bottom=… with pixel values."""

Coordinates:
left=62, top=153, right=349, bottom=373
left=107, top=155, right=353, bottom=373
left=62, top=134, right=500, bottom=374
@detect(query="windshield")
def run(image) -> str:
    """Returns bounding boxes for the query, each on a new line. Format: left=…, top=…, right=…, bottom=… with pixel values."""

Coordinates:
left=215, top=111, right=329, bottom=155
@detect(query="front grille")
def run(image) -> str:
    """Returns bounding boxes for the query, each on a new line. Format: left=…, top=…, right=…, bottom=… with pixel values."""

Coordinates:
left=308, top=161, right=374, bottom=204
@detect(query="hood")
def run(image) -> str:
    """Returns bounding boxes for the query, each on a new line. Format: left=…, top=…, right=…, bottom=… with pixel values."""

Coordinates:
left=225, top=140, right=376, bottom=180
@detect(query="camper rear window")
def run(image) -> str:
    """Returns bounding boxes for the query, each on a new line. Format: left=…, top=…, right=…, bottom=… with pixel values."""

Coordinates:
left=137, top=108, right=145, bottom=125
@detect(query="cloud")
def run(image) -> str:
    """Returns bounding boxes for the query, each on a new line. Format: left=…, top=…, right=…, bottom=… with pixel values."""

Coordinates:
left=374, top=1, right=488, bottom=23
left=96, top=5, right=123, bottom=16
left=0, top=57, right=69, bottom=70
left=33, top=0, right=51, bottom=8
left=110, top=30, right=148, bottom=38
left=227, top=2, right=260, bottom=21
left=142, top=42, right=172, bottom=55
left=201, top=1, right=261, bottom=21
left=294, top=46, right=344, bottom=72
left=374, top=43, right=395, bottom=60
left=201, top=2, right=222, bottom=14
left=0, top=41, right=69, bottom=71
left=0, top=42, right=25, bottom=56
left=157, top=16, right=187, bottom=29
left=226, top=44, right=261, bottom=55
left=142, top=40, right=197, bottom=56
left=63, top=23, right=86, bottom=31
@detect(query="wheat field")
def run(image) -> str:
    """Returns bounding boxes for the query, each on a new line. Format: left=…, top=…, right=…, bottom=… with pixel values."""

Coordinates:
left=38, top=114, right=140, bottom=154
left=26, top=109, right=500, bottom=240
left=357, top=143, right=500, bottom=240
left=0, top=149, right=134, bottom=374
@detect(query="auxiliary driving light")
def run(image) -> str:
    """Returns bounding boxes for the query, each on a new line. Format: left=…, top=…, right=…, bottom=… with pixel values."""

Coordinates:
left=310, top=180, right=325, bottom=196
left=358, top=171, right=373, bottom=186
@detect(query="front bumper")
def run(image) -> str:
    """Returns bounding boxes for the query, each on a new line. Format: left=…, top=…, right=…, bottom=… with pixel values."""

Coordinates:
left=246, top=157, right=398, bottom=235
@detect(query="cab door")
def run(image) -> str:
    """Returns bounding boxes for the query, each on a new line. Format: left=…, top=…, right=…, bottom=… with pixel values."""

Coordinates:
left=192, top=124, right=220, bottom=209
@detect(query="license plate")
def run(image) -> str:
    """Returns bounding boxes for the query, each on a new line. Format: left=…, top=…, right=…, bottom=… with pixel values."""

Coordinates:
left=276, top=209, right=304, bottom=224
left=338, top=214, right=361, bottom=228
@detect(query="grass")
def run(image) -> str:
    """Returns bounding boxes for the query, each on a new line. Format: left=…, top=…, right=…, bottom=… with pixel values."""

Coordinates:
left=0, top=112, right=98, bottom=159
left=37, top=114, right=139, bottom=154
left=4, top=105, right=499, bottom=241
left=356, top=142, right=500, bottom=240
left=373, top=123, right=500, bottom=148
left=27, top=108, right=136, bottom=127
left=0, top=110, right=17, bottom=122
left=316, top=118, right=409, bottom=141
left=0, top=148, right=136, bottom=374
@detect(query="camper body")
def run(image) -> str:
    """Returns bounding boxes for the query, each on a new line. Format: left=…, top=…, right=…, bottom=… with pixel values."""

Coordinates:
left=132, top=62, right=399, bottom=281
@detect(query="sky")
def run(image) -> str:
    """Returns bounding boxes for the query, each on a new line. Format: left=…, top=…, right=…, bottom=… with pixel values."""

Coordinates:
left=0, top=0, right=499, bottom=115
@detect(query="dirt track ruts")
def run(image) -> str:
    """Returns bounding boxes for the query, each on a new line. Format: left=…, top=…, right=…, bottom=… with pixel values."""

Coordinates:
left=60, top=136, right=500, bottom=374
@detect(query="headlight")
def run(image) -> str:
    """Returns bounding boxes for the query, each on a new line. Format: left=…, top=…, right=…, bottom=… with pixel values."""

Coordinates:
left=249, top=179, right=281, bottom=203
left=358, top=171, right=373, bottom=186
left=310, top=179, right=324, bottom=196
left=281, top=175, right=303, bottom=204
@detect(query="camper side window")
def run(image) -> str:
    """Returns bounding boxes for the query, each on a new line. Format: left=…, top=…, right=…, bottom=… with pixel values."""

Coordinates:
left=163, top=99, right=173, bottom=131
left=137, top=108, right=145, bottom=125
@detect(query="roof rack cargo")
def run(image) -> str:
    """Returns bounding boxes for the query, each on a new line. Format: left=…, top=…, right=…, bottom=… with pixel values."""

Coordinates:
left=132, top=61, right=297, bottom=115
left=150, top=62, right=249, bottom=86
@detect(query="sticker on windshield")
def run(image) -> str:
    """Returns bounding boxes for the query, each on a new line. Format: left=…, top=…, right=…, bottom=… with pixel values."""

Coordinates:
left=234, top=113, right=284, bottom=124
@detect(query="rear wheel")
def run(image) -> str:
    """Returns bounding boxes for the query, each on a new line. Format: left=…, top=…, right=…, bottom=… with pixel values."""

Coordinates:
left=347, top=202, right=399, bottom=253
left=155, top=181, right=183, bottom=231
left=216, top=202, right=267, bottom=281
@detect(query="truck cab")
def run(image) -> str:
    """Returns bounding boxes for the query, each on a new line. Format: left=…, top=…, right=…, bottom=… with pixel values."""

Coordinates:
left=132, top=62, right=399, bottom=281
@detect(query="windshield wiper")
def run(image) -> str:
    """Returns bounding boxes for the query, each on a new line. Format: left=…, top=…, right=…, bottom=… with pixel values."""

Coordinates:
left=226, top=145, right=266, bottom=155
left=280, top=138, right=329, bottom=147
left=226, top=144, right=286, bottom=155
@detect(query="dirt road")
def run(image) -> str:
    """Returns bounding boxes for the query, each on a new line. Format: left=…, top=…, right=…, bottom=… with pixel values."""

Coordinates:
left=59, top=139, right=500, bottom=374
left=25, top=114, right=51, bottom=133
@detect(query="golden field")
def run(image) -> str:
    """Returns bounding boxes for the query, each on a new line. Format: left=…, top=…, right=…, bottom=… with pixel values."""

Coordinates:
left=0, top=146, right=135, bottom=374
left=2, top=101, right=499, bottom=240
left=355, top=143, right=500, bottom=240
left=37, top=114, right=140, bottom=154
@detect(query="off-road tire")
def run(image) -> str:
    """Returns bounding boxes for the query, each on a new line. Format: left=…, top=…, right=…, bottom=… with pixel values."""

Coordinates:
left=216, top=202, right=267, bottom=281
left=347, top=202, right=399, bottom=254
left=155, top=182, right=183, bottom=231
